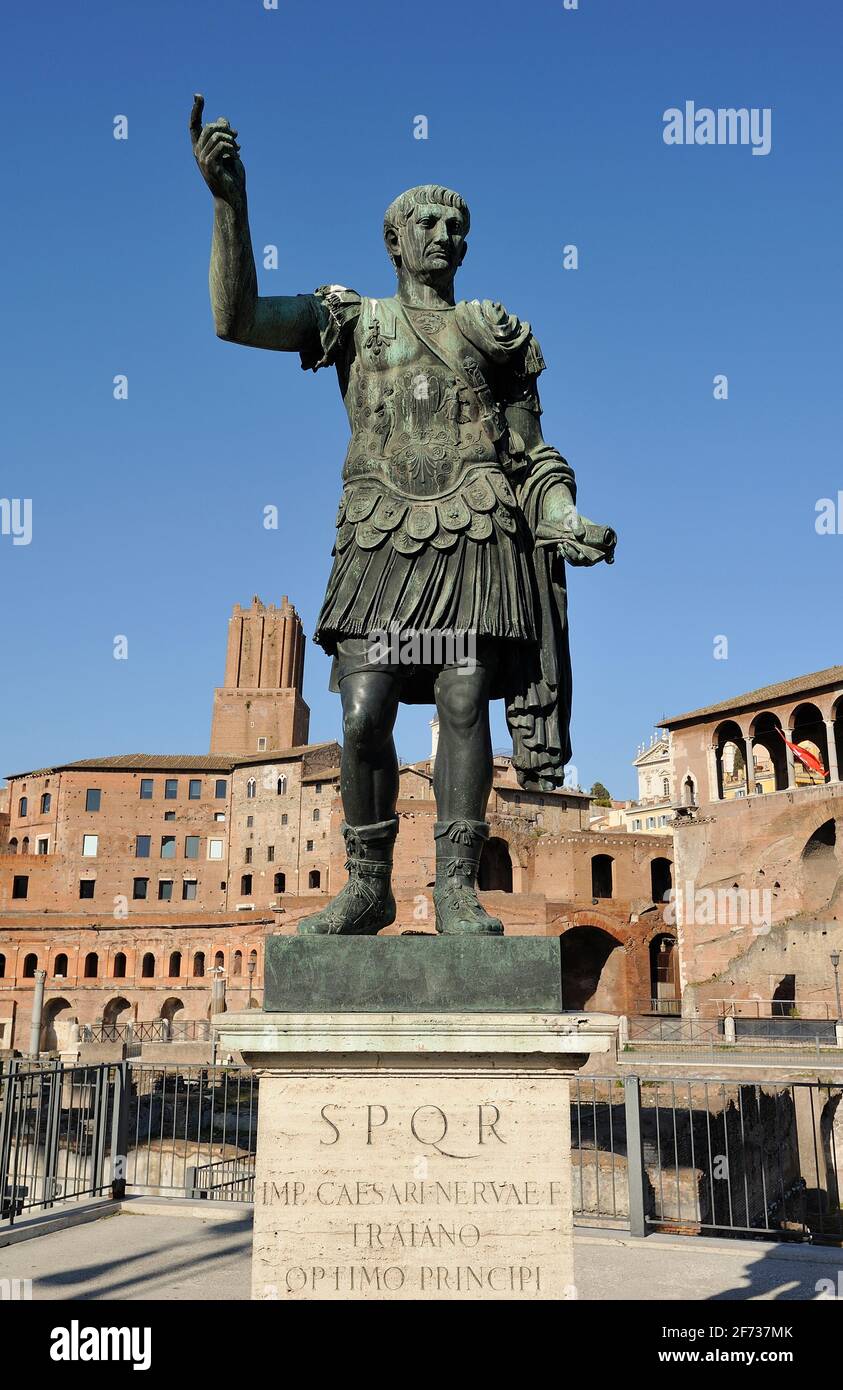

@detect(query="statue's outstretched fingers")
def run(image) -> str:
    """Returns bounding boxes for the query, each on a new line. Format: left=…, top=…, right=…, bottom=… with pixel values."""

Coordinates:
left=189, top=93, right=205, bottom=148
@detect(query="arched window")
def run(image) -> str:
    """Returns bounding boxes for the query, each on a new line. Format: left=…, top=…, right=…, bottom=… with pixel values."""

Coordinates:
left=649, top=934, right=679, bottom=1009
left=193, top=951, right=205, bottom=978
left=113, top=952, right=127, bottom=979
left=246, top=778, right=256, bottom=799
left=23, top=953, right=38, bottom=978
left=308, top=869, right=321, bottom=889
left=84, top=952, right=98, bottom=979
left=248, top=948, right=258, bottom=969
left=748, top=712, right=788, bottom=793
left=790, top=703, right=830, bottom=786
left=241, top=873, right=252, bottom=895
left=21, top=837, right=29, bottom=854
left=312, top=807, right=320, bottom=822
left=168, top=951, right=182, bottom=978
left=277, top=775, right=287, bottom=796
left=8, top=838, right=18, bottom=854
left=18, top=797, right=27, bottom=817
left=214, top=950, right=224, bottom=969
left=683, top=775, right=696, bottom=807
left=591, top=854, right=614, bottom=900
left=141, top=952, right=155, bottom=978
left=0, top=953, right=6, bottom=978
left=231, top=950, right=243, bottom=976
left=274, top=871, right=286, bottom=894
left=650, top=857, right=673, bottom=903
left=714, top=720, right=746, bottom=800
left=41, top=792, right=51, bottom=813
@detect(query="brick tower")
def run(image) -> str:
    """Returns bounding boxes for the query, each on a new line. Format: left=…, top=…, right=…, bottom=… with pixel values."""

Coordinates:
left=210, top=596, right=310, bottom=755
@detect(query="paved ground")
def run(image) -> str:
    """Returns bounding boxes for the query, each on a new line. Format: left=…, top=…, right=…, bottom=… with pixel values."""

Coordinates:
left=1, top=1208, right=840, bottom=1300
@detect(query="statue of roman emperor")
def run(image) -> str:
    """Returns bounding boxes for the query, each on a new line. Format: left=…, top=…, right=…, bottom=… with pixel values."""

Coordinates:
left=190, top=95, right=616, bottom=937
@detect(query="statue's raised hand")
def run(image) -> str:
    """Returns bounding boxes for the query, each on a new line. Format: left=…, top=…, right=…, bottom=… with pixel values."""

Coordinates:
left=190, top=94, right=246, bottom=207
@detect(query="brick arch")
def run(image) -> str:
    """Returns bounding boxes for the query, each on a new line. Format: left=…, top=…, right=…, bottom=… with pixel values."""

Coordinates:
left=551, top=909, right=626, bottom=943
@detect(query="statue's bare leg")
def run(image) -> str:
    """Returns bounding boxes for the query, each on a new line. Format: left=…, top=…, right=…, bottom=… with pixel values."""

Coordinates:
left=298, top=670, right=401, bottom=936
left=431, top=654, right=503, bottom=935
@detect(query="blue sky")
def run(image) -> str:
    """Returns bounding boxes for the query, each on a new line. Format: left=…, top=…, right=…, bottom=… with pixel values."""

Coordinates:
left=2, top=0, right=840, bottom=797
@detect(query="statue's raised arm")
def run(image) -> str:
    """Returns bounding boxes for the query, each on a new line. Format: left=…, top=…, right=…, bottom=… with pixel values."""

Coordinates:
left=189, top=94, right=317, bottom=352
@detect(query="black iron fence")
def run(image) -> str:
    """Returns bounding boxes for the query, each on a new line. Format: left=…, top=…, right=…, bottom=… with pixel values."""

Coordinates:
left=573, top=1075, right=843, bottom=1243
left=0, top=1059, right=256, bottom=1224
left=2, top=1061, right=841, bottom=1244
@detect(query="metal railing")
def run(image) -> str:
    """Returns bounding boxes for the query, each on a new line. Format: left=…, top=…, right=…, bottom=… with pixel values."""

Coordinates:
left=634, top=997, right=682, bottom=1017
left=572, top=1075, right=843, bottom=1243
left=77, top=1019, right=212, bottom=1044
left=2, top=1061, right=841, bottom=1244
left=0, top=1059, right=256, bottom=1224
left=715, top=998, right=836, bottom=1020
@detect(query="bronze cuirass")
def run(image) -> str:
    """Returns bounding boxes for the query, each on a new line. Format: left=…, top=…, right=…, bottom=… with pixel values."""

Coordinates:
left=334, top=298, right=518, bottom=555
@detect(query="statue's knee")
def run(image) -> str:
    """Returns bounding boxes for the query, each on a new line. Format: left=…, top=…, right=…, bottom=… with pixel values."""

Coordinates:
left=436, top=679, right=484, bottom=735
left=342, top=699, right=388, bottom=756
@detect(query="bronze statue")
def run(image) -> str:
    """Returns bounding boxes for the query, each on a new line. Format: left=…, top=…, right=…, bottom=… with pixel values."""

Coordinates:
left=190, top=95, right=616, bottom=937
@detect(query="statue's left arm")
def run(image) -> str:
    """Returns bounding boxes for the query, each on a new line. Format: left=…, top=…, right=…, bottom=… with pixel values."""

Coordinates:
left=505, top=395, right=617, bottom=567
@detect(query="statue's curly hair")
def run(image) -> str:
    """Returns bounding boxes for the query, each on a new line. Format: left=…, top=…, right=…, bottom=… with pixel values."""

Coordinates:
left=383, top=185, right=470, bottom=265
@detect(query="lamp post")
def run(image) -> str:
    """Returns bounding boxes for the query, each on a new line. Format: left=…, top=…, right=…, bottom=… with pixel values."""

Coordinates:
left=831, top=950, right=842, bottom=1023
left=247, top=956, right=256, bottom=1010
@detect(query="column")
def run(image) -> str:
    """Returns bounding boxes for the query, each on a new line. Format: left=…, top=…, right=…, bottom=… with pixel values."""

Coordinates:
left=824, top=721, right=839, bottom=782
left=743, top=738, right=754, bottom=796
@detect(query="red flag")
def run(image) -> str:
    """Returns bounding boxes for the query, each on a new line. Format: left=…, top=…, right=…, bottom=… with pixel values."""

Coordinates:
left=777, top=728, right=827, bottom=776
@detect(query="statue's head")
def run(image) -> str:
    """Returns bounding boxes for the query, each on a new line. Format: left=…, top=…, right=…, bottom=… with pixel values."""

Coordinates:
left=383, top=185, right=469, bottom=285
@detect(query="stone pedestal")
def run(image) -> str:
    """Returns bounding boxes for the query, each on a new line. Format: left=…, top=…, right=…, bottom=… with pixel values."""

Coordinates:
left=217, top=938, right=617, bottom=1302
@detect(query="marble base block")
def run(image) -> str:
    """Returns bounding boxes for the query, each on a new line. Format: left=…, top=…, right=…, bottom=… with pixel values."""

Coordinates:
left=217, top=1010, right=617, bottom=1301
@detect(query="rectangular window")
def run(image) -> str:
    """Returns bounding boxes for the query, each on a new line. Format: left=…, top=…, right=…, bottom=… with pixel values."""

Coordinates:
left=85, top=788, right=101, bottom=812
left=182, top=879, right=198, bottom=901
left=79, top=879, right=95, bottom=900
left=189, top=779, right=202, bottom=800
left=184, top=836, right=200, bottom=859
left=215, top=779, right=227, bottom=799
left=135, top=835, right=151, bottom=858
left=281, top=813, right=288, bottom=826
left=208, top=839, right=224, bottom=860
left=82, top=834, right=98, bottom=857
left=246, top=816, right=254, bottom=828
left=306, top=839, right=314, bottom=852
left=164, top=779, right=178, bottom=800
left=12, top=875, right=29, bottom=900
left=158, top=880, right=173, bottom=901
left=257, top=737, right=268, bottom=751
left=161, top=836, right=176, bottom=859
left=133, top=878, right=148, bottom=900
left=646, top=817, right=655, bottom=829
left=164, top=811, right=175, bottom=821
left=140, top=779, right=154, bottom=799
left=214, top=812, right=225, bottom=822
left=314, top=782, right=322, bottom=794
left=267, top=845, right=275, bottom=862
left=245, top=847, right=253, bottom=864
left=36, top=837, right=49, bottom=855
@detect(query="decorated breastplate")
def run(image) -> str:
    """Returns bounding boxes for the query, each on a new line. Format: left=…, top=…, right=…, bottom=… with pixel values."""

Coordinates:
left=333, top=300, right=518, bottom=555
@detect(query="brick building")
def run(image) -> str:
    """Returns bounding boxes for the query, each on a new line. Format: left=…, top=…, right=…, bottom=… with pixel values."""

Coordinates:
left=661, top=666, right=843, bottom=1018
left=0, top=597, right=677, bottom=1050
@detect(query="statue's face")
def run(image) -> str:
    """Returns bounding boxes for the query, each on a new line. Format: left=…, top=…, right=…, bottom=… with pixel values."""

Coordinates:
left=389, top=202, right=467, bottom=281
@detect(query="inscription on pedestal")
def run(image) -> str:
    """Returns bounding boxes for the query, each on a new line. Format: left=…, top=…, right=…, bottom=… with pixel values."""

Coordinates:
left=252, top=1071, right=574, bottom=1301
